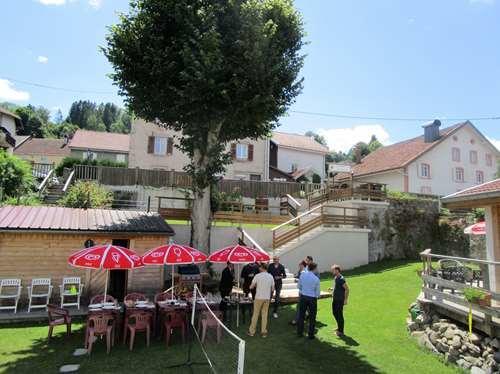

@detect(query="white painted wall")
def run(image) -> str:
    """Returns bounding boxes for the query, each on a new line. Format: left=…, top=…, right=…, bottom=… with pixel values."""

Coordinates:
left=277, top=147, right=326, bottom=180
left=408, top=125, right=498, bottom=196
left=355, top=170, right=405, bottom=192
left=278, top=228, right=370, bottom=273
left=0, top=114, right=17, bottom=136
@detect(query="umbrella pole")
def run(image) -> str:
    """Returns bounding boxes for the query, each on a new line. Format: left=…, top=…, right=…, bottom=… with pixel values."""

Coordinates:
left=171, top=264, right=175, bottom=299
left=237, top=264, right=240, bottom=328
left=104, top=269, right=109, bottom=301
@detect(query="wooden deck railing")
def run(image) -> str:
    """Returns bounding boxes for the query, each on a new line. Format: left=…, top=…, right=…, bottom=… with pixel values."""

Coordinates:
left=420, top=249, right=500, bottom=337
left=73, top=164, right=324, bottom=199
left=271, top=204, right=368, bottom=249
left=31, top=162, right=54, bottom=178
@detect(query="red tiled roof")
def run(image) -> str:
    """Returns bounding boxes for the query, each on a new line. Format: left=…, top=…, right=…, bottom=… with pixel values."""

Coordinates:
left=14, top=138, right=71, bottom=156
left=346, top=123, right=467, bottom=178
left=443, top=179, right=500, bottom=199
left=69, top=130, right=130, bottom=153
left=271, top=131, right=329, bottom=154
left=0, top=206, right=174, bottom=235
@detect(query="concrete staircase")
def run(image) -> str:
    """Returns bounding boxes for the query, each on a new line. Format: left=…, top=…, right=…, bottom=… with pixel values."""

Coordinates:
left=43, top=183, right=65, bottom=205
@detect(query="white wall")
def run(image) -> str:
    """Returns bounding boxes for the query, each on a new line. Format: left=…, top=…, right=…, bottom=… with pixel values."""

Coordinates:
left=355, top=170, right=405, bottom=192
left=277, top=147, right=326, bottom=180
left=278, top=228, right=370, bottom=273
left=408, top=125, right=498, bottom=196
left=0, top=114, right=17, bottom=136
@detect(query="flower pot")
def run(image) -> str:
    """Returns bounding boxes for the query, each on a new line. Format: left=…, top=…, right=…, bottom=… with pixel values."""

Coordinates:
left=478, top=294, right=492, bottom=307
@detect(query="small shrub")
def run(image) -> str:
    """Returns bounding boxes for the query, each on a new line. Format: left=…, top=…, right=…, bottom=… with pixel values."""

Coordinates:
left=59, top=181, right=113, bottom=209
left=3, top=193, right=41, bottom=206
left=55, top=157, right=126, bottom=176
left=463, top=287, right=488, bottom=304
left=0, top=151, right=34, bottom=199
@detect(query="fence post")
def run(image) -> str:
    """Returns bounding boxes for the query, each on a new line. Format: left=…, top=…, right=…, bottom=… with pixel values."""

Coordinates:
left=147, top=196, right=151, bottom=212
left=135, top=167, right=139, bottom=185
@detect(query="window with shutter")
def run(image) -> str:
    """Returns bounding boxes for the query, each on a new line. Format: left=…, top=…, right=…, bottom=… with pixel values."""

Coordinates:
left=167, top=137, right=173, bottom=155
left=147, top=136, right=155, bottom=154
left=248, top=144, right=254, bottom=161
left=236, top=144, right=248, bottom=160
left=231, top=143, right=237, bottom=160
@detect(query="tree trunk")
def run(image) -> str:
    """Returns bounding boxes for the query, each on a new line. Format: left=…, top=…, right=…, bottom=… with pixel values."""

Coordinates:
left=189, top=126, right=220, bottom=253
left=190, top=185, right=212, bottom=252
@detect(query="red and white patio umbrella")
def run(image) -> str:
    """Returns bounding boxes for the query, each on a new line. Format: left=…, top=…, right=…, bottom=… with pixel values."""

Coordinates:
left=68, top=244, right=144, bottom=301
left=142, top=244, right=207, bottom=297
left=208, top=245, right=270, bottom=264
left=464, top=221, right=486, bottom=235
left=208, top=245, right=270, bottom=327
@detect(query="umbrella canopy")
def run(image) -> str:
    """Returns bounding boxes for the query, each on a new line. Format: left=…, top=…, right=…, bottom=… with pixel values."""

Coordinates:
left=208, top=245, right=270, bottom=263
left=68, top=244, right=144, bottom=269
left=142, top=244, right=207, bottom=265
left=464, top=221, right=486, bottom=235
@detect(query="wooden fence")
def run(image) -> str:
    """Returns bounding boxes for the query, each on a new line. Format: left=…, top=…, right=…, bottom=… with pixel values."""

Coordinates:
left=73, top=164, right=323, bottom=199
left=31, top=163, right=54, bottom=178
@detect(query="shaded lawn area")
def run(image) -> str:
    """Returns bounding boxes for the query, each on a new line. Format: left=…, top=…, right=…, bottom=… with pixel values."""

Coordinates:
left=0, top=261, right=460, bottom=373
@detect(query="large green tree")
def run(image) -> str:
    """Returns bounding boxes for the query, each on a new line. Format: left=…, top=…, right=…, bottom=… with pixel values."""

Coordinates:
left=15, top=105, right=51, bottom=137
left=104, top=0, right=305, bottom=251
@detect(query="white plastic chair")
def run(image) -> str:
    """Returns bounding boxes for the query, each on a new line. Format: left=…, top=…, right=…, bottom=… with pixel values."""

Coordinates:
left=27, top=278, right=53, bottom=312
left=0, top=279, right=22, bottom=313
left=59, top=277, right=84, bottom=309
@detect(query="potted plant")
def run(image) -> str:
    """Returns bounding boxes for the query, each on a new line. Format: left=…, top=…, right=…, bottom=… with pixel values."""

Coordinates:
left=463, top=287, right=491, bottom=307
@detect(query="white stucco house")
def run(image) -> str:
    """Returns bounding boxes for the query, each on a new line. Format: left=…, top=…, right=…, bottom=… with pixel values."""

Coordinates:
left=343, top=120, right=499, bottom=196
left=129, top=120, right=329, bottom=182
left=0, top=107, right=23, bottom=152
left=270, top=131, right=329, bottom=182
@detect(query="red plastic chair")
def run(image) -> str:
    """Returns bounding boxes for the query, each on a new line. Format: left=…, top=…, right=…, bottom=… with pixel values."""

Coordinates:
left=86, top=314, right=114, bottom=355
left=124, top=293, right=147, bottom=303
left=47, top=304, right=71, bottom=340
left=164, top=310, right=186, bottom=347
left=125, top=312, right=151, bottom=351
left=89, top=294, right=116, bottom=305
left=198, top=310, right=222, bottom=344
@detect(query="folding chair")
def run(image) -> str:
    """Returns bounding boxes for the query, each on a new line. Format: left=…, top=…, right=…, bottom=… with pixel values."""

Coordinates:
left=0, top=279, right=22, bottom=313
left=59, top=277, right=84, bottom=309
left=27, top=278, right=53, bottom=312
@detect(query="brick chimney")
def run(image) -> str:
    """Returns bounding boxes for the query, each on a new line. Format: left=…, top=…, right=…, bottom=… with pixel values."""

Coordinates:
left=422, top=120, right=441, bottom=143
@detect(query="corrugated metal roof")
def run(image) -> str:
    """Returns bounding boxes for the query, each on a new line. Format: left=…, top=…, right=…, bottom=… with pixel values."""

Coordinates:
left=0, top=206, right=174, bottom=235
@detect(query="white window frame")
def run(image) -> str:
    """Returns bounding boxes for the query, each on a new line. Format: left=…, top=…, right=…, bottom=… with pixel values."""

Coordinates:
left=486, top=153, right=493, bottom=167
left=116, top=154, right=126, bottom=163
left=420, top=163, right=431, bottom=179
left=469, top=150, right=478, bottom=164
left=84, top=151, right=97, bottom=161
left=236, top=143, right=248, bottom=160
left=154, top=137, right=167, bottom=156
left=452, top=147, right=461, bottom=162
left=454, top=167, right=465, bottom=182
left=476, top=170, right=484, bottom=184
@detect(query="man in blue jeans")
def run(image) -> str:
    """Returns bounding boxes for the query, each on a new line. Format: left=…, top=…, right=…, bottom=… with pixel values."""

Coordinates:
left=297, top=262, right=320, bottom=339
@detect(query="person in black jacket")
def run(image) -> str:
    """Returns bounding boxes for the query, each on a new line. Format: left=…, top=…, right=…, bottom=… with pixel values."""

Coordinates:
left=268, top=256, right=286, bottom=318
left=241, top=262, right=259, bottom=300
left=219, top=262, right=234, bottom=322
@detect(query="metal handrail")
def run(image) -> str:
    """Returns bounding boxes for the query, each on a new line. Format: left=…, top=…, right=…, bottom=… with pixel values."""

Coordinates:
left=62, top=170, right=75, bottom=193
left=37, top=169, right=54, bottom=193
left=271, top=204, right=323, bottom=231
left=286, top=194, right=301, bottom=207
left=238, top=227, right=266, bottom=253
left=420, top=249, right=500, bottom=266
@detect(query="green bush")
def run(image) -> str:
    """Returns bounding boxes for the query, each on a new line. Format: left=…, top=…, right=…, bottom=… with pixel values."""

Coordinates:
left=59, top=181, right=113, bottom=209
left=55, top=157, right=126, bottom=176
left=463, top=287, right=487, bottom=304
left=3, top=193, right=41, bottom=206
left=0, top=151, right=34, bottom=199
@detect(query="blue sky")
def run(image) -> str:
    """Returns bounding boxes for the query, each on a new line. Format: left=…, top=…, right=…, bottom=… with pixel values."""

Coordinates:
left=1, top=0, right=499, bottom=152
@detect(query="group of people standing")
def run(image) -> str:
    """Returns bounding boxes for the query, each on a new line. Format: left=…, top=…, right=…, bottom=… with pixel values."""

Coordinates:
left=218, top=255, right=349, bottom=340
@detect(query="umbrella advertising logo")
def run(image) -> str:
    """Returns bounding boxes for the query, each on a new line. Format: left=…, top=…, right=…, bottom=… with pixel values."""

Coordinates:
left=174, top=248, right=182, bottom=257
left=151, top=252, right=164, bottom=258
left=85, top=254, right=100, bottom=261
left=112, top=253, right=121, bottom=263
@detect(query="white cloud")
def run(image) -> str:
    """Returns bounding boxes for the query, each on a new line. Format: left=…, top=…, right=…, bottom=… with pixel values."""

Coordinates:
left=0, top=79, right=30, bottom=102
left=37, top=0, right=66, bottom=5
left=487, top=137, right=500, bottom=151
left=37, top=56, right=49, bottom=64
left=317, top=125, right=391, bottom=153
left=88, top=0, right=102, bottom=9
left=469, top=0, right=495, bottom=5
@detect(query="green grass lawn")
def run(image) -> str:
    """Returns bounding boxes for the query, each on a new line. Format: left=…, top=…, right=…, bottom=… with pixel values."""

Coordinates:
left=0, top=261, right=460, bottom=373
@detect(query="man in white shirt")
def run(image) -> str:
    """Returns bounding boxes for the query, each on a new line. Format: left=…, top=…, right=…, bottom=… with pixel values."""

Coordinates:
left=248, top=263, right=275, bottom=338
